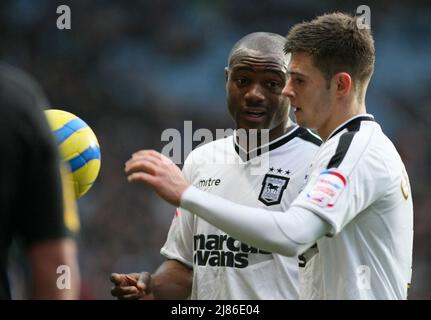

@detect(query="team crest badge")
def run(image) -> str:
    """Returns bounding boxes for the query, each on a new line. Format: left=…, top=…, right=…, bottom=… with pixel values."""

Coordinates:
left=258, top=174, right=289, bottom=206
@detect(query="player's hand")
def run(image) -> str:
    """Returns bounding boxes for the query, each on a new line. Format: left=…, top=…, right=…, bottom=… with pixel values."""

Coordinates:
left=110, top=272, right=153, bottom=300
left=125, top=150, right=190, bottom=206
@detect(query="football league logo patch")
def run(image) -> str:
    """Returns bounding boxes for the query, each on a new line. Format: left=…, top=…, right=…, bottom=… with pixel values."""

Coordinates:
left=259, top=174, right=289, bottom=206
left=306, top=170, right=346, bottom=208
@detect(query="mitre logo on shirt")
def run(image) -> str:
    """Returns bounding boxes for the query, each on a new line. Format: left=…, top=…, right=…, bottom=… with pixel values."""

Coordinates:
left=258, top=168, right=290, bottom=206
left=193, top=234, right=271, bottom=268
left=196, top=177, right=221, bottom=189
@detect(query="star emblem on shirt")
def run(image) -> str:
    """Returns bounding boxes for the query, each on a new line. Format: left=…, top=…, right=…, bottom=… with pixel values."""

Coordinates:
left=267, top=168, right=291, bottom=176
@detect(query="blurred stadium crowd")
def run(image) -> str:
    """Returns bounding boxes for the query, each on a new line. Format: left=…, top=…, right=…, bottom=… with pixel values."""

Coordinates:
left=1, top=0, right=430, bottom=299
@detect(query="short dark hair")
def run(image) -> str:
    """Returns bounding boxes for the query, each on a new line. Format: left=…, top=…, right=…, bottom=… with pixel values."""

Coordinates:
left=285, top=12, right=375, bottom=87
left=228, top=32, right=287, bottom=67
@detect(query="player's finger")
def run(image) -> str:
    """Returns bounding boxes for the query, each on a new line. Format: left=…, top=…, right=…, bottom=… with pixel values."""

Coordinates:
left=132, top=149, right=159, bottom=159
left=110, top=272, right=141, bottom=286
left=127, top=151, right=174, bottom=174
left=111, top=285, right=139, bottom=297
left=146, top=150, right=174, bottom=165
left=125, top=274, right=138, bottom=285
left=125, top=159, right=158, bottom=176
left=136, top=155, right=161, bottom=168
left=132, top=150, right=172, bottom=166
left=129, top=152, right=155, bottom=162
left=111, top=286, right=139, bottom=295
left=137, top=272, right=151, bottom=291
left=119, top=293, right=143, bottom=300
left=131, top=150, right=145, bottom=158
left=125, top=153, right=161, bottom=170
left=132, top=149, right=150, bottom=158
left=110, top=273, right=126, bottom=285
left=127, top=172, right=158, bottom=185
left=128, top=154, right=164, bottom=170
left=157, top=151, right=175, bottom=165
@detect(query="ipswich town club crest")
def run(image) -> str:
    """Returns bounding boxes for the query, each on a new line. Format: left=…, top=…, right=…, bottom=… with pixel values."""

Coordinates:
left=258, top=174, right=290, bottom=206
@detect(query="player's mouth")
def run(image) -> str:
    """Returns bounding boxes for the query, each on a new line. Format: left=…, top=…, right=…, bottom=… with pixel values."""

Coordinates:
left=242, top=107, right=267, bottom=122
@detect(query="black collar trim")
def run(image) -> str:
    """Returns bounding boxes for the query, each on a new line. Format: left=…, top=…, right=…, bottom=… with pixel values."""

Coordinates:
left=327, top=115, right=375, bottom=140
left=233, top=126, right=304, bottom=161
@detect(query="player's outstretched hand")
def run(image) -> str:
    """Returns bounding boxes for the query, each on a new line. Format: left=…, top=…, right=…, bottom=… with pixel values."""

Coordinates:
left=110, top=272, right=153, bottom=300
left=125, top=150, right=190, bottom=206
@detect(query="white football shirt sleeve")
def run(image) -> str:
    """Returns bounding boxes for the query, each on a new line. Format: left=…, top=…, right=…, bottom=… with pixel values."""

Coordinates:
left=160, top=156, right=195, bottom=268
left=292, top=127, right=390, bottom=235
left=160, top=208, right=194, bottom=268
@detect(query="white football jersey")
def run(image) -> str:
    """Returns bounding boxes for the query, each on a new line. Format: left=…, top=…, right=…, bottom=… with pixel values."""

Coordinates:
left=161, top=126, right=321, bottom=299
left=293, top=114, right=413, bottom=299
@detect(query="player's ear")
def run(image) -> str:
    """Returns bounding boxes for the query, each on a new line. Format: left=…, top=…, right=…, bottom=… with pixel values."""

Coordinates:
left=333, top=72, right=352, bottom=97
left=225, top=67, right=229, bottom=83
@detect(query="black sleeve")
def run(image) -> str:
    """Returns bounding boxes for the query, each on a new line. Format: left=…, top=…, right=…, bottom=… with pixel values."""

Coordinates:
left=0, top=64, right=71, bottom=246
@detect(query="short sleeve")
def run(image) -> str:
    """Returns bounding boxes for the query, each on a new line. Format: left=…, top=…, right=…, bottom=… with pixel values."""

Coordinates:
left=292, top=133, right=389, bottom=235
left=160, top=207, right=194, bottom=268
left=159, top=154, right=195, bottom=267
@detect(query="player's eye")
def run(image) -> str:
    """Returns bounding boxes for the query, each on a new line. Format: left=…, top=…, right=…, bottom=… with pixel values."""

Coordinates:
left=294, top=78, right=304, bottom=85
left=236, top=77, right=249, bottom=86
left=267, top=80, right=281, bottom=89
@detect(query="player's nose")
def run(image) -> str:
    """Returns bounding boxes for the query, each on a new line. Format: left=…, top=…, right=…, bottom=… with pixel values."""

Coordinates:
left=244, top=84, right=265, bottom=104
left=282, top=79, right=295, bottom=99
